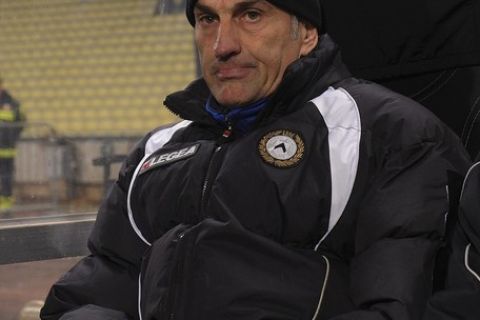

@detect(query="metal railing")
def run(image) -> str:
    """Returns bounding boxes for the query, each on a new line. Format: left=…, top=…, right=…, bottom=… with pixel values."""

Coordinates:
left=0, top=212, right=95, bottom=265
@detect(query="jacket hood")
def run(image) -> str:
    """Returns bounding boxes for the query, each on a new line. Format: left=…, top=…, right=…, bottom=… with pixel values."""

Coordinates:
left=164, top=34, right=351, bottom=124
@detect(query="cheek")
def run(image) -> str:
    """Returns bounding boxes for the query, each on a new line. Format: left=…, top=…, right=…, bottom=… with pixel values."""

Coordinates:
left=256, top=42, right=299, bottom=78
left=196, top=48, right=214, bottom=77
left=247, top=38, right=282, bottom=70
left=195, top=35, right=213, bottom=62
left=255, top=32, right=300, bottom=62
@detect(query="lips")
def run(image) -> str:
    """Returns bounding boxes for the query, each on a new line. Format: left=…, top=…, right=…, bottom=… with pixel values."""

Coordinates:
left=213, top=64, right=256, bottom=80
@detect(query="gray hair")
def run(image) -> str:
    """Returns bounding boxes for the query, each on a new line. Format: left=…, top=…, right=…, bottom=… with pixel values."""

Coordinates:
left=290, top=15, right=300, bottom=40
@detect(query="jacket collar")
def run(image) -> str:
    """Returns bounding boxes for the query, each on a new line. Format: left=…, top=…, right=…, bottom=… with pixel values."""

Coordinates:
left=163, top=34, right=351, bottom=126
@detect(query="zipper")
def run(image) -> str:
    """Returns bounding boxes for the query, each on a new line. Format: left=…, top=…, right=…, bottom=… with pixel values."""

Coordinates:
left=465, top=243, right=480, bottom=283
left=311, top=255, right=330, bottom=320
left=165, top=230, right=187, bottom=320
left=200, top=123, right=233, bottom=216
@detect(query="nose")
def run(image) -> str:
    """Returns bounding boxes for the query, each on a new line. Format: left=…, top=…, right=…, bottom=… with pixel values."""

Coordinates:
left=213, top=20, right=241, bottom=61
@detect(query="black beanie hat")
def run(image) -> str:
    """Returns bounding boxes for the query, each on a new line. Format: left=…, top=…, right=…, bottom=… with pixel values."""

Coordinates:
left=185, top=0, right=322, bottom=31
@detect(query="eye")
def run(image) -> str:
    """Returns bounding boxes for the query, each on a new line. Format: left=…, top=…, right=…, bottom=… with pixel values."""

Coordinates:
left=197, top=14, right=217, bottom=25
left=244, top=10, right=261, bottom=22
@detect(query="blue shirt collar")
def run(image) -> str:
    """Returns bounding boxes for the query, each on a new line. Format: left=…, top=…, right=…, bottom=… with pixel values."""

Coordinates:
left=205, top=96, right=269, bottom=136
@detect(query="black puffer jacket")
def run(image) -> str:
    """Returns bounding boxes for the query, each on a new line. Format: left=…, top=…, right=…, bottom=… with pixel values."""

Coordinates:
left=40, top=35, right=470, bottom=320
left=423, top=161, right=480, bottom=319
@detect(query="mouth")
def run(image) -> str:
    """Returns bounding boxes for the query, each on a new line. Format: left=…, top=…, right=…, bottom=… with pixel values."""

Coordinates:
left=213, top=64, right=256, bottom=80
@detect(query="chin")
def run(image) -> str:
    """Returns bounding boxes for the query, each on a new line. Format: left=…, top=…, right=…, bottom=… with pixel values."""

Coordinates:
left=216, top=97, right=252, bottom=108
left=214, top=90, right=256, bottom=108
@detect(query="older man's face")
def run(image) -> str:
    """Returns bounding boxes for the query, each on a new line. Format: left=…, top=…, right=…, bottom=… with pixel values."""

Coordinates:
left=194, top=0, right=317, bottom=107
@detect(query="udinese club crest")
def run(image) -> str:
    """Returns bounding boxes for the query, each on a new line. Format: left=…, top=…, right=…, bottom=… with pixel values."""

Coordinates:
left=258, top=130, right=305, bottom=168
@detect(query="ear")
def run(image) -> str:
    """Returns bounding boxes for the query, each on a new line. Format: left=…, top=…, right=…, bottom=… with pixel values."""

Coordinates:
left=299, top=22, right=319, bottom=57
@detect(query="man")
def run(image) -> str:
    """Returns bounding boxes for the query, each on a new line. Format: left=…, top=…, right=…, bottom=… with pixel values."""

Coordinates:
left=40, top=1, right=471, bottom=319
left=0, top=77, right=23, bottom=216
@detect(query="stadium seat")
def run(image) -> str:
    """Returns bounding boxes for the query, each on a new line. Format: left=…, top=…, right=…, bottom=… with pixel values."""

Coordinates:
left=0, top=0, right=196, bottom=137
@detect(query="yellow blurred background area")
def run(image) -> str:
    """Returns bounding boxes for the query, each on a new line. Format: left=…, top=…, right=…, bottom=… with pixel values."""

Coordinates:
left=0, top=0, right=195, bottom=137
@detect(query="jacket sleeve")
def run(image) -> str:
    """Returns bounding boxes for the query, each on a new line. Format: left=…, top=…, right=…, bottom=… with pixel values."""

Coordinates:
left=330, top=133, right=470, bottom=319
left=40, top=140, right=150, bottom=320
left=54, top=304, right=131, bottom=320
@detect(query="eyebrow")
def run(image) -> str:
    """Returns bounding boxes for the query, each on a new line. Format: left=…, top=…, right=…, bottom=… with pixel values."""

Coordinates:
left=194, top=2, right=214, bottom=15
left=194, top=0, right=264, bottom=15
left=234, top=0, right=264, bottom=13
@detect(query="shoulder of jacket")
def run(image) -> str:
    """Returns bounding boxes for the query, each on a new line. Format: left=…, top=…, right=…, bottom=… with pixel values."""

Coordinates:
left=334, top=79, right=452, bottom=148
left=144, top=120, right=193, bottom=155
left=115, top=121, right=193, bottom=189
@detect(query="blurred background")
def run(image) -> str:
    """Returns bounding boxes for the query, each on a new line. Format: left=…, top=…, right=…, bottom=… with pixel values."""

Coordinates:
left=0, top=0, right=196, bottom=318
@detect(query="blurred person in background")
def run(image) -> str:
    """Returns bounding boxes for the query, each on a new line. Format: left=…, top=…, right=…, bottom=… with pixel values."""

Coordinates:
left=40, top=1, right=471, bottom=319
left=0, top=76, right=23, bottom=217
